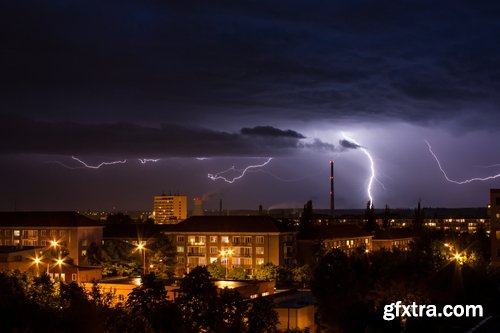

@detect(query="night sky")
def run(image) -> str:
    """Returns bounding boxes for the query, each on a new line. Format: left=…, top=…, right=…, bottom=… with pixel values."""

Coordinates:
left=2, top=1, right=500, bottom=212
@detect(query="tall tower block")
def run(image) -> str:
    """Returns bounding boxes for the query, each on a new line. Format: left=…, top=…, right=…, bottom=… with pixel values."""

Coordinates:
left=330, top=160, right=335, bottom=217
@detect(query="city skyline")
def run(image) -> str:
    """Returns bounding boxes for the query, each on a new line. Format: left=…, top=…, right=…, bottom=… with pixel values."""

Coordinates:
left=2, top=1, right=500, bottom=211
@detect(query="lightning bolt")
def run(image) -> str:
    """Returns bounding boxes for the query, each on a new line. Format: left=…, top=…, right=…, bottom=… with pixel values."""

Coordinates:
left=138, top=158, right=160, bottom=164
left=208, top=158, right=273, bottom=183
left=425, top=140, right=500, bottom=184
left=71, top=156, right=127, bottom=169
left=342, top=133, right=377, bottom=205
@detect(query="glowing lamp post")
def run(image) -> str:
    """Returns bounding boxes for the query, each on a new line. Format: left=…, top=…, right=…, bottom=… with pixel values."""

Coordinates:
left=220, top=249, right=233, bottom=280
left=137, top=243, right=146, bottom=275
left=32, top=257, right=46, bottom=276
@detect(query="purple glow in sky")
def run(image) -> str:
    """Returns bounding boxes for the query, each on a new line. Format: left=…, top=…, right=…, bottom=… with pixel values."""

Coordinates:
left=2, top=1, right=500, bottom=211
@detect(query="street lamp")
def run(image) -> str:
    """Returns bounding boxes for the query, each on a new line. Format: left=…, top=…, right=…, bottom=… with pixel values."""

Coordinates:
left=136, top=243, right=146, bottom=275
left=220, top=248, right=233, bottom=280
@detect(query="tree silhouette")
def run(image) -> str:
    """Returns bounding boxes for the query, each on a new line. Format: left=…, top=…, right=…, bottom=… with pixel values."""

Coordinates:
left=413, top=200, right=424, bottom=234
left=364, top=200, right=377, bottom=233
left=207, top=259, right=226, bottom=279
left=382, top=204, right=391, bottom=230
left=247, top=297, right=279, bottom=333
left=175, top=266, right=219, bottom=332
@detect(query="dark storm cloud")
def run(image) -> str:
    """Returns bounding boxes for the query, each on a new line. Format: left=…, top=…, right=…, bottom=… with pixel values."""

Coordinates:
left=299, top=139, right=336, bottom=152
left=339, top=139, right=361, bottom=150
left=3, top=1, right=500, bottom=129
left=0, top=115, right=320, bottom=156
left=241, top=126, right=305, bottom=139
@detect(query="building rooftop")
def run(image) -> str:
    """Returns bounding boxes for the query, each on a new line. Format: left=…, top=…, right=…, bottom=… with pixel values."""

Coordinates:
left=0, top=211, right=104, bottom=228
left=301, top=224, right=372, bottom=240
left=373, top=228, right=413, bottom=240
left=103, top=223, right=174, bottom=239
left=170, top=215, right=293, bottom=233
left=272, top=290, right=317, bottom=308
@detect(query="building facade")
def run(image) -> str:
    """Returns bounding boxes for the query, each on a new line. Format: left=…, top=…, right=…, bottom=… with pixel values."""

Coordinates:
left=153, top=194, right=187, bottom=224
left=0, top=211, right=104, bottom=266
left=372, top=228, right=413, bottom=251
left=490, top=189, right=500, bottom=267
left=166, top=216, right=297, bottom=277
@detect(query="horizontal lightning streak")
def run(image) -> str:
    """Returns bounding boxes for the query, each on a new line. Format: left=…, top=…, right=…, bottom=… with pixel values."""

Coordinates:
left=71, top=156, right=127, bottom=169
left=425, top=140, right=500, bottom=184
left=208, top=158, right=273, bottom=183
left=138, top=158, right=160, bottom=164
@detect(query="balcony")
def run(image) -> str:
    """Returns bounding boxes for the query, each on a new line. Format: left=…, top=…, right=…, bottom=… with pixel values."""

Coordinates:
left=234, top=253, right=252, bottom=258
left=187, top=252, right=206, bottom=257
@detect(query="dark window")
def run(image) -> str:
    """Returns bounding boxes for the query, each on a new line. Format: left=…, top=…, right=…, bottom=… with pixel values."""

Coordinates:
left=496, top=197, right=500, bottom=205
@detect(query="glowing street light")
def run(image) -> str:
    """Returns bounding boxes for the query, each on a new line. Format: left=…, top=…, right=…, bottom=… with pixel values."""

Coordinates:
left=453, top=252, right=465, bottom=265
left=136, top=242, right=146, bottom=275
left=220, top=248, right=233, bottom=280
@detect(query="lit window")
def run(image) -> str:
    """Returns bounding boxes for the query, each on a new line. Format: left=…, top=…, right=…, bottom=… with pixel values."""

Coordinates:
left=177, top=246, right=185, bottom=253
left=221, top=236, right=229, bottom=243
left=256, top=247, right=264, bottom=255
left=255, top=236, right=264, bottom=244
left=210, top=236, right=218, bottom=243
left=256, top=258, right=264, bottom=265
left=210, top=246, right=218, bottom=254
left=72, top=274, right=77, bottom=281
left=177, top=235, right=185, bottom=243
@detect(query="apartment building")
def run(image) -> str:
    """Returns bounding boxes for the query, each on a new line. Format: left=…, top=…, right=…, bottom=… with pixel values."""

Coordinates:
left=0, top=211, right=104, bottom=266
left=167, top=216, right=297, bottom=276
left=490, top=189, right=500, bottom=267
left=297, top=224, right=373, bottom=266
left=153, top=194, right=187, bottom=224
left=372, top=228, right=413, bottom=251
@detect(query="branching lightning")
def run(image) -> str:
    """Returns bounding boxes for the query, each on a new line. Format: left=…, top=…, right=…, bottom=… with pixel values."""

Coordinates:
left=425, top=140, right=500, bottom=184
left=342, top=133, right=377, bottom=205
left=208, top=158, right=273, bottom=183
left=71, top=156, right=127, bottom=169
left=138, top=158, right=160, bottom=164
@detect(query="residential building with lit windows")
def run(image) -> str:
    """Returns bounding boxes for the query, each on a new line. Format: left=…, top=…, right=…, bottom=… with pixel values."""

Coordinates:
left=490, top=189, right=500, bottom=267
left=0, top=211, right=104, bottom=282
left=167, top=216, right=297, bottom=276
left=297, top=224, right=373, bottom=266
left=372, top=228, right=413, bottom=251
left=153, top=194, right=187, bottom=224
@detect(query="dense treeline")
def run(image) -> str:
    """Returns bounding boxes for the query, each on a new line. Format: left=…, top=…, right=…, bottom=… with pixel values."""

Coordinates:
left=311, top=229, right=500, bottom=332
left=0, top=267, right=280, bottom=333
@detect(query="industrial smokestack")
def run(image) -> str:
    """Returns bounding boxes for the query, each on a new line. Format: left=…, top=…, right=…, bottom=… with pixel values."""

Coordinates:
left=219, top=199, right=223, bottom=215
left=330, top=160, right=335, bottom=217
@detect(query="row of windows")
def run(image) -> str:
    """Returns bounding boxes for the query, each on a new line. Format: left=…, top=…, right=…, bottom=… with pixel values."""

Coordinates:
left=0, top=239, right=73, bottom=247
left=0, top=229, right=68, bottom=237
left=177, top=235, right=265, bottom=244
left=177, top=246, right=265, bottom=255
left=326, top=238, right=370, bottom=248
left=177, top=256, right=265, bottom=266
